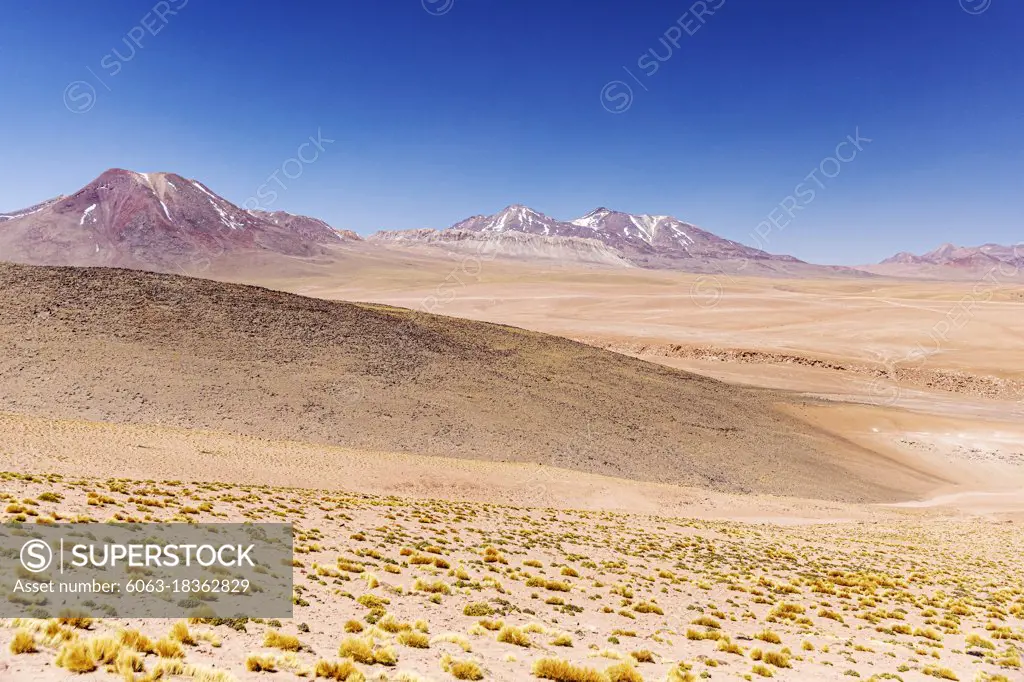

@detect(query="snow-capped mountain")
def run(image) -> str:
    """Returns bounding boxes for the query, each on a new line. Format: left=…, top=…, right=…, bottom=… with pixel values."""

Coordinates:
left=0, top=169, right=344, bottom=272
left=377, top=204, right=803, bottom=269
left=451, top=204, right=568, bottom=237
left=568, top=207, right=800, bottom=264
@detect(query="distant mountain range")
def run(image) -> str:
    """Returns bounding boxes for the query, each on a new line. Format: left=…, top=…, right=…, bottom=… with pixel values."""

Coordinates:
left=881, top=243, right=1022, bottom=269
left=369, top=204, right=875, bottom=277
left=372, top=204, right=801, bottom=269
left=0, top=169, right=1017, bottom=280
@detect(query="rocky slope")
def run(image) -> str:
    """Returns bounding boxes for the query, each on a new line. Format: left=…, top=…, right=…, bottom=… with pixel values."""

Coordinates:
left=248, top=209, right=361, bottom=242
left=369, top=227, right=632, bottom=267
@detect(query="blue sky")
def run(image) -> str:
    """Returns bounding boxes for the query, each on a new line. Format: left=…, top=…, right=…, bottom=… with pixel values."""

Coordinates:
left=0, top=0, right=1020, bottom=264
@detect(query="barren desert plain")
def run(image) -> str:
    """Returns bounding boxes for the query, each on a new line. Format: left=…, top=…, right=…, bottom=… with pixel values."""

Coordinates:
left=1, top=244, right=1022, bottom=682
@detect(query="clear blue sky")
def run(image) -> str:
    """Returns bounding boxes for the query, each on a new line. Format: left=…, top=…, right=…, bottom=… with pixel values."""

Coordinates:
left=0, top=0, right=1020, bottom=264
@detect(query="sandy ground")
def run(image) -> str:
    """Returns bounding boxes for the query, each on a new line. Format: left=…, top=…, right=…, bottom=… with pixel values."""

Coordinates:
left=0, top=412, right=936, bottom=525
left=1, top=253, right=1022, bottom=680
left=258, top=247, right=1024, bottom=384
left=1, top=472, right=1022, bottom=681
left=252, top=247, right=1023, bottom=399
left=243, top=247, right=1024, bottom=490
left=3, top=263, right=961, bottom=504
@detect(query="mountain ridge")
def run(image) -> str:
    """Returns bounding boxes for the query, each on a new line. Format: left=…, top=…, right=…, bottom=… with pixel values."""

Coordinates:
left=879, top=242, right=1022, bottom=268
left=370, top=227, right=633, bottom=267
left=3, top=169, right=1015, bottom=279
left=0, top=168, right=343, bottom=272
left=371, top=203, right=810, bottom=271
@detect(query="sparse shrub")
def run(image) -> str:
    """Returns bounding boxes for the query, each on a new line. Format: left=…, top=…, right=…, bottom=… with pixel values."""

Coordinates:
left=264, top=629, right=302, bottom=651
left=339, top=636, right=375, bottom=664
left=118, top=629, right=155, bottom=654
left=605, top=661, right=643, bottom=682
left=527, top=576, right=571, bottom=592
left=634, top=602, right=663, bottom=615
left=717, top=637, right=743, bottom=655
left=58, top=614, right=94, bottom=629
left=114, top=649, right=144, bottom=676
left=762, top=650, right=790, bottom=668
left=966, top=633, right=995, bottom=650
left=170, top=620, right=196, bottom=645
left=922, top=665, right=958, bottom=680
left=86, top=636, right=121, bottom=666
left=441, top=654, right=485, bottom=680
left=373, top=645, right=397, bottom=666
left=666, top=662, right=696, bottom=682
left=339, top=636, right=396, bottom=666
left=378, top=614, right=412, bottom=633
left=246, top=653, right=278, bottom=672
left=463, top=602, right=494, bottom=617
left=154, top=636, right=185, bottom=659
left=691, top=616, right=720, bottom=629
left=818, top=608, right=844, bottom=623
left=414, top=578, right=452, bottom=595
left=432, top=632, right=472, bottom=652
left=56, top=640, right=98, bottom=673
left=497, top=625, right=531, bottom=647
left=482, top=547, right=508, bottom=564
left=478, top=619, right=504, bottom=631
left=314, top=658, right=363, bottom=680
left=532, top=656, right=608, bottom=682
left=397, top=630, right=430, bottom=648
left=552, top=632, right=574, bottom=647
left=10, top=629, right=37, bottom=654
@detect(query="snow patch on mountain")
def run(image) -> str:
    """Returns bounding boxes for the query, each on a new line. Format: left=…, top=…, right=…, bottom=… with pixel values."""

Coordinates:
left=80, top=204, right=96, bottom=225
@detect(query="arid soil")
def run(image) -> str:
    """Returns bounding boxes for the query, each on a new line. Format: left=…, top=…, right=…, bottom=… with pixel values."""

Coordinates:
left=0, top=263, right=955, bottom=503
left=577, top=340, right=1024, bottom=404
left=1, top=472, right=1022, bottom=682
left=1, top=254, right=1022, bottom=682
left=256, top=245, right=1023, bottom=451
